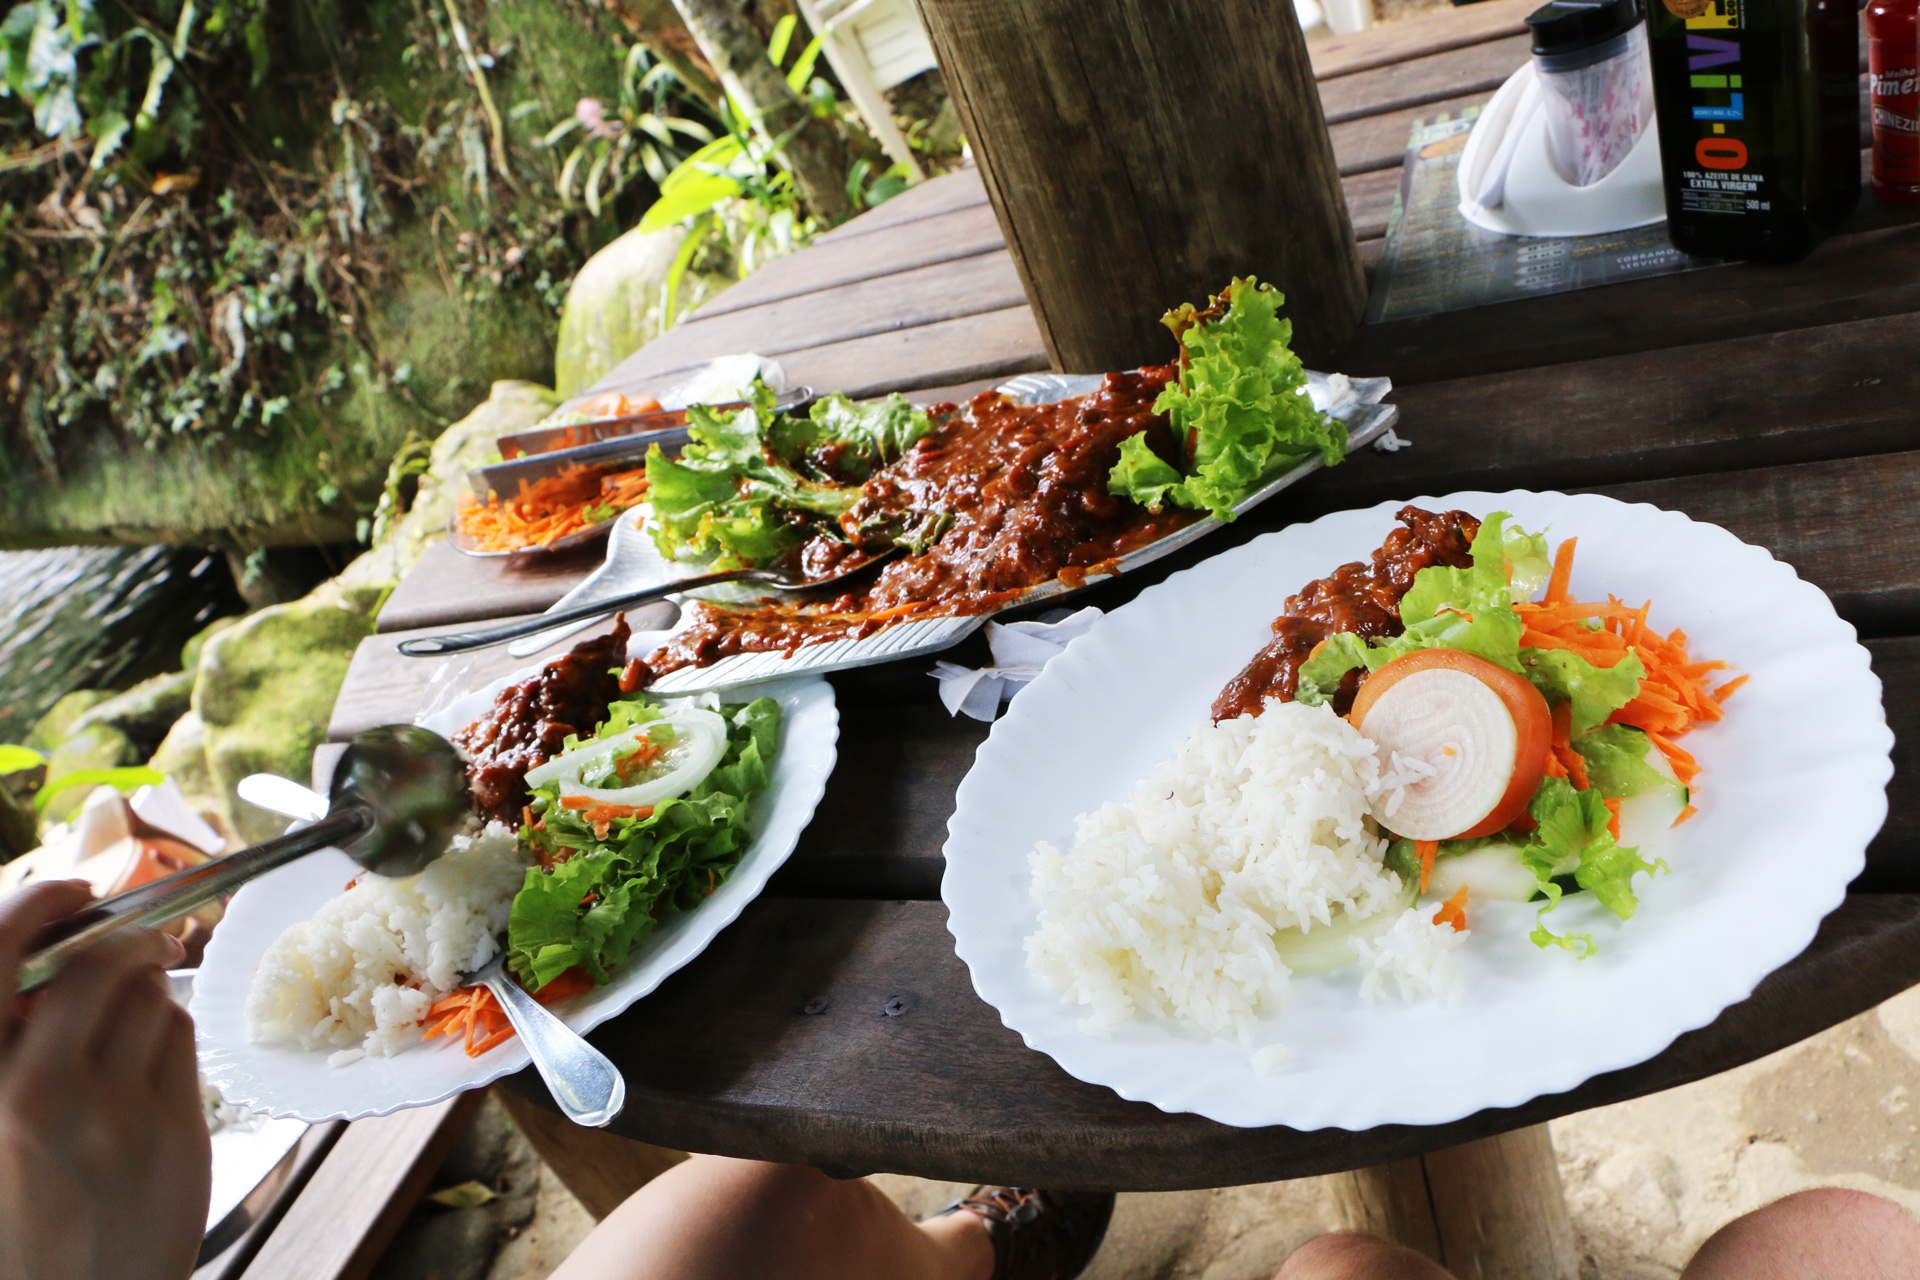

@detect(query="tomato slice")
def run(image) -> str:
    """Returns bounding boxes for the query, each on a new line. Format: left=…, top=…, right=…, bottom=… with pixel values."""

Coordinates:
left=1350, top=648, right=1552, bottom=840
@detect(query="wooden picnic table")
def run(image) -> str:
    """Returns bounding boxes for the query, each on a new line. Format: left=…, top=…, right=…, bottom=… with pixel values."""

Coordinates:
left=327, top=0, right=1919, bottom=1210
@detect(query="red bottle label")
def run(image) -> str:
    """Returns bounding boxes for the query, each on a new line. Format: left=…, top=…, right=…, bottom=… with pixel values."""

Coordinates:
left=1870, top=35, right=1920, bottom=193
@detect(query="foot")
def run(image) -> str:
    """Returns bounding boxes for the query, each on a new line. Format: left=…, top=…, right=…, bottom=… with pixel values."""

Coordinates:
left=939, top=1186, right=1116, bottom=1280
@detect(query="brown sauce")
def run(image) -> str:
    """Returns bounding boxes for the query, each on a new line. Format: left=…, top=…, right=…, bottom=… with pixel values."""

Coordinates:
left=453, top=616, right=630, bottom=824
left=1210, top=506, right=1480, bottom=722
left=639, top=369, right=1199, bottom=680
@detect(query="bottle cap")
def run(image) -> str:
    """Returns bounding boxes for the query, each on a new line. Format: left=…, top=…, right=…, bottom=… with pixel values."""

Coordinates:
left=1525, top=0, right=1642, bottom=57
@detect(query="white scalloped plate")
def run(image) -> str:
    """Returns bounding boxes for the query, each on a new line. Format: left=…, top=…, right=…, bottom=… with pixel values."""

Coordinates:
left=942, top=492, right=1893, bottom=1131
left=193, top=676, right=837, bottom=1121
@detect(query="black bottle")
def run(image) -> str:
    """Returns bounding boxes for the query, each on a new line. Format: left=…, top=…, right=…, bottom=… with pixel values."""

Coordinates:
left=1647, top=0, right=1861, bottom=261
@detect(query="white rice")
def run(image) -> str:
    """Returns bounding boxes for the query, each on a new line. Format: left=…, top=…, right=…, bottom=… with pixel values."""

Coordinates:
left=245, top=824, right=531, bottom=1060
left=1025, top=699, right=1466, bottom=1041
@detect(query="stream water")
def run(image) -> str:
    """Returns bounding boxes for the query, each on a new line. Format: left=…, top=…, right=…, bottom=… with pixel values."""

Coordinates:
left=0, top=546, right=241, bottom=744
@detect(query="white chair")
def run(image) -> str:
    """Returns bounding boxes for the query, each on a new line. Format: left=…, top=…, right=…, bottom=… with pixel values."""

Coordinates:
left=795, top=0, right=937, bottom=179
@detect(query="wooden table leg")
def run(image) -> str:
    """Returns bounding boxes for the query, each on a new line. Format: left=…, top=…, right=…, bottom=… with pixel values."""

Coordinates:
left=1329, top=1124, right=1577, bottom=1280
left=493, top=1085, right=689, bottom=1220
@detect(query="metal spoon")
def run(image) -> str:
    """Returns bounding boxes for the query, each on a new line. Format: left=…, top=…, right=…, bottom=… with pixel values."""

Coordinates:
left=461, top=951, right=626, bottom=1127
left=396, top=547, right=901, bottom=658
left=19, top=725, right=469, bottom=992
left=238, top=771, right=630, bottom=1128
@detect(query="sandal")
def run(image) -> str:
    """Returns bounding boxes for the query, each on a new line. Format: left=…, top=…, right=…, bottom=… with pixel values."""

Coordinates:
left=938, top=1186, right=1116, bottom=1280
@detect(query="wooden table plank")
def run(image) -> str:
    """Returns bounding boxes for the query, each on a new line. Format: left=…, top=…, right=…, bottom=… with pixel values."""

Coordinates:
left=593, top=252, right=1030, bottom=388
left=813, top=167, right=990, bottom=244
left=1345, top=168, right=1402, bottom=242
left=1590, top=452, right=1920, bottom=640
left=683, top=200, right=1006, bottom=322
left=1865, top=637, right=1920, bottom=891
left=1319, top=33, right=1529, bottom=126
left=1333, top=91, right=1493, bottom=177
left=605, top=304, right=1051, bottom=402
left=1311, top=311, right=1920, bottom=512
left=1310, top=0, right=1533, bottom=81
left=375, top=540, right=607, bottom=635
left=501, top=892, right=1920, bottom=1189
left=768, top=702, right=988, bottom=900
left=1344, top=211, right=1920, bottom=385
left=237, top=1093, right=480, bottom=1280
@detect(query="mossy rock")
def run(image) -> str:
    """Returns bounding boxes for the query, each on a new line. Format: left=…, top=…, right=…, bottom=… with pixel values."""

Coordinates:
left=554, top=225, right=732, bottom=397
left=197, top=592, right=378, bottom=842
left=183, top=616, right=241, bottom=674
left=25, top=690, right=116, bottom=755
left=73, top=669, right=196, bottom=753
left=149, top=709, right=216, bottom=804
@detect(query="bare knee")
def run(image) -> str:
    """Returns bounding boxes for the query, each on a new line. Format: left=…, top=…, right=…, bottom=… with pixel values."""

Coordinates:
left=1278, top=1233, right=1452, bottom=1280
left=1684, top=1187, right=1920, bottom=1280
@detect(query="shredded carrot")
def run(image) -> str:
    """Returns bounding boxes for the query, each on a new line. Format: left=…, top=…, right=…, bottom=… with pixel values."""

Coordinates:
left=617, top=740, right=663, bottom=776
left=1548, top=700, right=1590, bottom=789
left=1675, top=804, right=1699, bottom=825
left=1544, top=537, right=1578, bottom=604
left=1603, top=797, right=1622, bottom=841
left=421, top=965, right=599, bottom=1057
left=863, top=601, right=928, bottom=623
left=555, top=799, right=656, bottom=838
left=455, top=462, right=650, bottom=552
left=1416, top=839, right=1439, bottom=894
left=571, top=391, right=664, bottom=421
left=1515, top=540, right=1739, bottom=799
left=1432, top=885, right=1469, bottom=932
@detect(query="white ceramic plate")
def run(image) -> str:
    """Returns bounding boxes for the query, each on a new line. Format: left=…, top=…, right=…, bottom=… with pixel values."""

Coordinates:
left=193, top=676, right=838, bottom=1121
left=942, top=492, right=1893, bottom=1131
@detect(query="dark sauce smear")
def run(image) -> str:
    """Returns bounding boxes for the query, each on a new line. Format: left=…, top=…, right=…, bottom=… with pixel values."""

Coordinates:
left=638, top=369, right=1198, bottom=681
left=453, top=616, right=630, bottom=825
left=1211, top=506, right=1480, bottom=722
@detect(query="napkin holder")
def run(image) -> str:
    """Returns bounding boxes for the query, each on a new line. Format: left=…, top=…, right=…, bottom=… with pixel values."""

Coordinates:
left=1457, top=61, right=1666, bottom=238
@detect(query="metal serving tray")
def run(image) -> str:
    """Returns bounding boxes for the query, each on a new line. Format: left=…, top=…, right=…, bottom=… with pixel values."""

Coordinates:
left=509, top=370, right=1400, bottom=692
left=495, top=385, right=816, bottom=459
left=449, top=387, right=818, bottom=558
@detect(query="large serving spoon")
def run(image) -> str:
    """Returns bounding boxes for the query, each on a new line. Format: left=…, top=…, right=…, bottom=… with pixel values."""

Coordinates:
left=395, top=547, right=900, bottom=658
left=237, top=773, right=628, bottom=1127
left=18, top=725, right=468, bottom=992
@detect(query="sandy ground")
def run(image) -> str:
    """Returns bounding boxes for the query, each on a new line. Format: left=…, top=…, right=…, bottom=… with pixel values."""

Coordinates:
left=454, top=983, right=1920, bottom=1280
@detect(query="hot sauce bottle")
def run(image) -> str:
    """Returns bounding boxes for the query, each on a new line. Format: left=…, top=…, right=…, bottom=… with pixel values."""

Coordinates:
left=1868, top=0, right=1920, bottom=204
left=1648, top=0, right=1861, bottom=261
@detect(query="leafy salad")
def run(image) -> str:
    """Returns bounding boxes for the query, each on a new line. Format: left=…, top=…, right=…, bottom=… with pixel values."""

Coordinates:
left=505, top=693, right=781, bottom=991
left=1110, top=277, right=1349, bottom=521
left=640, top=277, right=1347, bottom=576
left=1302, top=514, right=1740, bottom=955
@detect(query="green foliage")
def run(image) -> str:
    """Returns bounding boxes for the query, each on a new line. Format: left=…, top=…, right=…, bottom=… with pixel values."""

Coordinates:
left=34, top=764, right=163, bottom=812
left=0, top=0, right=717, bottom=529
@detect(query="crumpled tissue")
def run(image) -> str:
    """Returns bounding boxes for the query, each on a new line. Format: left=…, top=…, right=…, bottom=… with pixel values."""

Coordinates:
left=930, top=606, right=1104, bottom=721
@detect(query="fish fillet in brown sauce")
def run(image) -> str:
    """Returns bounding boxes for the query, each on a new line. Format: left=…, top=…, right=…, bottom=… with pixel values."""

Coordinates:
left=1211, top=506, right=1480, bottom=721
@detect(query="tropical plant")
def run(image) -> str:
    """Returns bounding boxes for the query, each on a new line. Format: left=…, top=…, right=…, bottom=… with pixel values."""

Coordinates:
left=638, top=13, right=911, bottom=327
left=540, top=41, right=714, bottom=218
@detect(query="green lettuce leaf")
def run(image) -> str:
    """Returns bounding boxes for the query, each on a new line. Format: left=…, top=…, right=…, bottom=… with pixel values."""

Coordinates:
left=1294, top=512, right=1529, bottom=703
left=1572, top=725, right=1670, bottom=800
left=1518, top=775, right=1664, bottom=955
left=1107, top=278, right=1345, bottom=522
left=771, top=392, right=932, bottom=484
left=1520, top=648, right=1644, bottom=735
left=507, top=697, right=783, bottom=991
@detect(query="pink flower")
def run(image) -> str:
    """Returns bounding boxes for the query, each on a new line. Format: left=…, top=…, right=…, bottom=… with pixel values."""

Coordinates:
left=575, top=98, right=621, bottom=139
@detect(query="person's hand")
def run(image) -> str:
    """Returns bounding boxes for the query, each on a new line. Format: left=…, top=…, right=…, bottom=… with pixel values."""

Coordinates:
left=0, top=882, right=210, bottom=1280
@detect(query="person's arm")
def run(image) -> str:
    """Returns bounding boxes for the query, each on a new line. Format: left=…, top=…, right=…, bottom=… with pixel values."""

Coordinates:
left=0, top=881, right=210, bottom=1280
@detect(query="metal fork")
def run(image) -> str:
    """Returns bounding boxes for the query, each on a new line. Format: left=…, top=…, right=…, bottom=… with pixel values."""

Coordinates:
left=397, top=548, right=899, bottom=657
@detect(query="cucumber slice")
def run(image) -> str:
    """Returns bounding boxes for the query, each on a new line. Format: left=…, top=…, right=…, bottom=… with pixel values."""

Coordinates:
left=1272, top=898, right=1408, bottom=974
left=1427, top=842, right=1539, bottom=903
left=1615, top=746, right=1688, bottom=851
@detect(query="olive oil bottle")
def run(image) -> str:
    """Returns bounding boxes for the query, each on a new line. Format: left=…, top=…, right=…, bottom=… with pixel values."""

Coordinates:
left=1647, top=0, right=1860, bottom=261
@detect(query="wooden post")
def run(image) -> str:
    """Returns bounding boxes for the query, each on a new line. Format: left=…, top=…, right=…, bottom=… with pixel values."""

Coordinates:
left=915, top=0, right=1366, bottom=372
left=1329, top=1125, right=1579, bottom=1280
